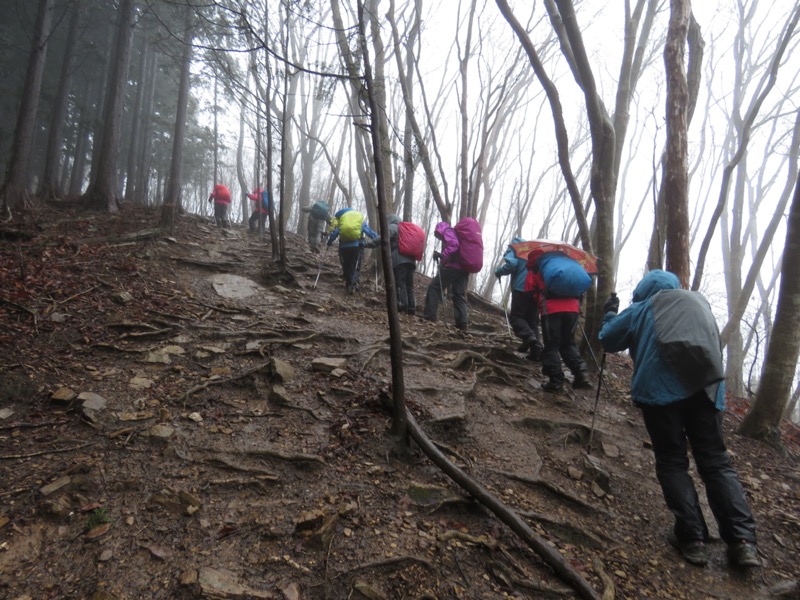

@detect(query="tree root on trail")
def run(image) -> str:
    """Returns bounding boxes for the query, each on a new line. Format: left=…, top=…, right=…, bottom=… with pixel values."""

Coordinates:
left=0, top=442, right=95, bottom=461
left=90, top=343, right=147, bottom=354
left=592, top=557, right=616, bottom=600
left=211, top=445, right=326, bottom=465
left=517, top=509, right=612, bottom=549
left=495, top=470, right=608, bottom=515
left=487, top=561, right=573, bottom=597
left=176, top=361, right=271, bottom=404
left=203, top=477, right=275, bottom=494
left=432, top=441, right=473, bottom=468
left=406, top=409, right=601, bottom=600
left=75, top=228, right=163, bottom=245
left=341, top=554, right=436, bottom=576
left=203, top=455, right=280, bottom=478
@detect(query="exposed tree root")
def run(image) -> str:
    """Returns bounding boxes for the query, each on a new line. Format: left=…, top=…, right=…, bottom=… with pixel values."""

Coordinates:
left=432, top=441, right=473, bottom=468
left=176, top=361, right=272, bottom=404
left=213, top=445, right=326, bottom=465
left=203, top=455, right=279, bottom=478
left=488, top=561, right=573, bottom=597
left=406, top=409, right=601, bottom=600
left=592, top=557, right=616, bottom=600
left=496, top=470, right=607, bottom=515
left=0, top=442, right=95, bottom=460
left=343, top=554, right=436, bottom=575
left=517, top=509, right=611, bottom=549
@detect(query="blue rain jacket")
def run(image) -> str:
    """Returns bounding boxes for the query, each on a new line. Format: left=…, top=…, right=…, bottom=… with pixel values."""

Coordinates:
left=598, top=269, right=726, bottom=409
left=494, top=237, right=528, bottom=292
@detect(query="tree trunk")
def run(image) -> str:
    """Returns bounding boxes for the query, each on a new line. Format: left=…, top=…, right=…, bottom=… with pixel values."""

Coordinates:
left=0, top=0, right=54, bottom=215
left=124, top=34, right=149, bottom=204
left=134, top=47, right=157, bottom=205
left=160, top=8, right=193, bottom=232
left=663, top=0, right=691, bottom=286
left=40, top=0, right=81, bottom=200
left=738, top=168, right=800, bottom=445
left=83, top=0, right=135, bottom=213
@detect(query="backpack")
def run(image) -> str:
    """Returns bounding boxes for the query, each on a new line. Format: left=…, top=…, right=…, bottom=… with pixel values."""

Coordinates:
left=310, top=200, right=329, bottom=221
left=397, top=222, right=425, bottom=261
left=213, top=184, right=231, bottom=203
left=338, top=210, right=364, bottom=242
left=530, top=251, right=592, bottom=298
left=650, top=289, right=725, bottom=392
left=452, top=217, right=483, bottom=273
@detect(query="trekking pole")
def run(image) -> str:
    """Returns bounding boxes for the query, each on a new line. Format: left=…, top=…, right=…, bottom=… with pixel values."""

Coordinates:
left=501, top=278, right=513, bottom=340
left=577, top=318, right=611, bottom=397
left=587, top=351, right=606, bottom=454
left=313, top=241, right=327, bottom=289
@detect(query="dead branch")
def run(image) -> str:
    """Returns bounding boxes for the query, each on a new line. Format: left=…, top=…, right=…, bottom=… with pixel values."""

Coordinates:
left=406, top=410, right=601, bottom=600
left=216, top=446, right=325, bottom=465
left=0, top=419, right=69, bottom=432
left=0, top=442, right=95, bottom=460
left=344, top=554, right=436, bottom=575
left=119, top=328, right=173, bottom=339
left=177, top=361, right=271, bottom=403
left=75, top=228, right=163, bottom=245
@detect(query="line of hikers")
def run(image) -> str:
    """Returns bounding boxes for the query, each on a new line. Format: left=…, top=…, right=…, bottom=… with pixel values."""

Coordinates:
left=205, top=191, right=761, bottom=571
left=207, top=183, right=270, bottom=233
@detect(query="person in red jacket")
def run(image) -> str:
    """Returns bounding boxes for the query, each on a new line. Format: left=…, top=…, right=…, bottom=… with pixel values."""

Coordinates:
left=526, top=267, right=591, bottom=393
left=246, top=187, right=269, bottom=233
left=208, top=184, right=232, bottom=228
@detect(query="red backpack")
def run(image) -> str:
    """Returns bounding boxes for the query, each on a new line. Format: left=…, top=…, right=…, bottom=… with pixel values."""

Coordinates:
left=397, top=222, right=425, bottom=261
left=453, top=217, right=483, bottom=273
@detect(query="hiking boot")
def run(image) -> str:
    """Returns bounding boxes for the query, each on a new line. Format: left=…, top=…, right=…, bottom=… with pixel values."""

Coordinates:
left=516, top=337, right=534, bottom=352
left=455, top=323, right=469, bottom=332
left=542, top=380, right=565, bottom=394
left=527, top=345, right=543, bottom=362
left=727, top=541, right=760, bottom=567
left=572, top=371, right=592, bottom=389
left=667, top=532, right=708, bottom=567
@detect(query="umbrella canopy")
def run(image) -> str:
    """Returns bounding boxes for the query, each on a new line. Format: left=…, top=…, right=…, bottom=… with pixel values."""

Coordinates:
left=511, top=239, right=599, bottom=274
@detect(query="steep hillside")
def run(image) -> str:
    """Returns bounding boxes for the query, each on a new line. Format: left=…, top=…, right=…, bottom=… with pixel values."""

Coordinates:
left=0, top=205, right=798, bottom=600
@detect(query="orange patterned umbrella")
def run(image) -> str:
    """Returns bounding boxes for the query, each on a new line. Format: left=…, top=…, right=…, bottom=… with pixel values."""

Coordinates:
left=512, top=239, right=599, bottom=274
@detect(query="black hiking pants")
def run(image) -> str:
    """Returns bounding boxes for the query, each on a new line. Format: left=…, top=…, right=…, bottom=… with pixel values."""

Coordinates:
left=509, top=290, right=541, bottom=346
left=423, top=267, right=468, bottom=328
left=339, top=244, right=363, bottom=292
left=540, top=311, right=586, bottom=383
left=640, top=392, right=757, bottom=545
left=394, top=262, right=416, bottom=314
left=249, top=211, right=266, bottom=232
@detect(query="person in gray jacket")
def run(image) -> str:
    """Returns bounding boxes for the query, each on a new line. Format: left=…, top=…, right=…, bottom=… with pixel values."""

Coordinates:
left=387, top=214, right=417, bottom=315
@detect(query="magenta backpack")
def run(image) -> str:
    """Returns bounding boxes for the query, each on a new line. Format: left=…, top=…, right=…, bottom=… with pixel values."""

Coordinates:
left=453, top=217, right=484, bottom=273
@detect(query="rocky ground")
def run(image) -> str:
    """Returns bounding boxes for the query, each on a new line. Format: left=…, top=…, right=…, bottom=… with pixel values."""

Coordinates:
left=0, top=204, right=798, bottom=600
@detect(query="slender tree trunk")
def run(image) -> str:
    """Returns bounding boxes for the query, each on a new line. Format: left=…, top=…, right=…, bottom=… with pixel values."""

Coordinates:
left=358, top=0, right=409, bottom=457
left=124, top=35, right=148, bottom=204
left=134, top=48, right=157, bottom=205
left=663, top=0, right=691, bottom=286
left=83, top=0, right=135, bottom=212
left=738, top=170, right=800, bottom=446
left=0, top=0, right=54, bottom=215
left=160, top=9, right=193, bottom=232
left=68, top=79, right=94, bottom=197
left=41, top=0, right=81, bottom=200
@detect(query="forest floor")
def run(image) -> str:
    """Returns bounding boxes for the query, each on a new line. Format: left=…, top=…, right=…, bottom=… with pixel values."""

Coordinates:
left=0, top=204, right=799, bottom=600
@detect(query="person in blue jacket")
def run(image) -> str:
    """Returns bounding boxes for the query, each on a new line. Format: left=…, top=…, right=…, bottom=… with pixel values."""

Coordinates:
left=327, top=207, right=379, bottom=295
left=599, top=270, right=759, bottom=568
left=494, top=237, right=543, bottom=360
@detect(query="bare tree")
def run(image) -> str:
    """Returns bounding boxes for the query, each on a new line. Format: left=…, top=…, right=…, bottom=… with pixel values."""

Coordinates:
left=738, top=165, right=800, bottom=446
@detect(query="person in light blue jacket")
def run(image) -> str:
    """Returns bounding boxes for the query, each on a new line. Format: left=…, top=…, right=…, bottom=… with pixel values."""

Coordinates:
left=494, top=238, right=543, bottom=360
left=599, top=269, right=758, bottom=568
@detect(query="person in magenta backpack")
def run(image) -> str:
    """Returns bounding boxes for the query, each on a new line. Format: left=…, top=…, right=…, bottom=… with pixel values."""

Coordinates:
left=423, top=220, right=482, bottom=331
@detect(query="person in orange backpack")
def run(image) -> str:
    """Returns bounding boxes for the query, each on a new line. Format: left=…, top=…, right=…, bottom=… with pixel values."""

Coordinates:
left=208, top=184, right=231, bottom=228
left=387, top=214, right=423, bottom=315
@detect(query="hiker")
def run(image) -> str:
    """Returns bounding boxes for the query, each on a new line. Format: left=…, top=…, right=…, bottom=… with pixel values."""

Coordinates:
left=387, top=214, right=425, bottom=315
left=495, top=237, right=544, bottom=360
left=526, top=252, right=591, bottom=392
left=599, top=269, right=759, bottom=568
left=423, top=218, right=483, bottom=331
left=208, top=184, right=231, bottom=228
left=303, top=200, right=331, bottom=253
left=326, top=207, right=379, bottom=294
left=246, top=187, right=269, bottom=233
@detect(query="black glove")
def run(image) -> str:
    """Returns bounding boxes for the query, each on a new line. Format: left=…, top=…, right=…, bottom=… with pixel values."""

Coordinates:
left=603, top=294, right=620, bottom=314
left=494, top=269, right=502, bottom=280
left=433, top=250, right=442, bottom=263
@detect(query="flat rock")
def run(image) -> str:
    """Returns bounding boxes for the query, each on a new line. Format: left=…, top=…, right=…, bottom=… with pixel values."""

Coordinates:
left=427, top=393, right=466, bottom=423
left=270, top=358, right=295, bottom=383
left=197, top=566, right=273, bottom=599
left=144, top=424, right=175, bottom=440
left=40, top=476, right=72, bottom=497
left=0, top=408, right=14, bottom=419
left=312, top=357, right=347, bottom=372
left=129, top=377, right=154, bottom=389
left=208, top=274, right=264, bottom=299
left=79, top=392, right=108, bottom=411
left=51, top=387, right=77, bottom=404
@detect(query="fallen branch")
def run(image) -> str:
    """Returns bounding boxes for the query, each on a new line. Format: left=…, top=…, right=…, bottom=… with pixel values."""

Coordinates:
left=0, top=419, right=69, bottom=432
left=406, top=410, right=600, bottom=600
left=0, top=442, right=95, bottom=460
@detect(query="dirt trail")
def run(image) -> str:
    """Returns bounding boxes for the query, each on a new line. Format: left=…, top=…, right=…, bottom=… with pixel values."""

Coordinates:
left=0, top=205, right=798, bottom=600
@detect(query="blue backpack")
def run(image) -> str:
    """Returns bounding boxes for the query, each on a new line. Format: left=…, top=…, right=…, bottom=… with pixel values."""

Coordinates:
left=536, top=252, right=592, bottom=298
